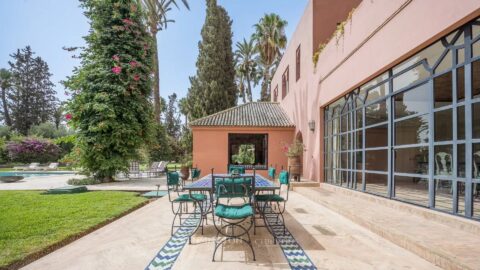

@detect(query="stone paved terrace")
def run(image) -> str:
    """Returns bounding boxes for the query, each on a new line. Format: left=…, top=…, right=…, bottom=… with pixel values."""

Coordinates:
left=22, top=189, right=441, bottom=270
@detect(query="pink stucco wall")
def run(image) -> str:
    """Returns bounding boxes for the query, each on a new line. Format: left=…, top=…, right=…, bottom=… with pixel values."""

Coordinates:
left=192, top=126, right=294, bottom=178
left=271, top=0, right=480, bottom=181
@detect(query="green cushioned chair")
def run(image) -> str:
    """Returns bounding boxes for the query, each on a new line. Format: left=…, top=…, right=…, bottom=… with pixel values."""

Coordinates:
left=191, top=168, right=201, bottom=181
left=211, top=169, right=256, bottom=262
left=255, top=169, right=290, bottom=244
left=167, top=171, right=206, bottom=242
left=228, top=165, right=246, bottom=174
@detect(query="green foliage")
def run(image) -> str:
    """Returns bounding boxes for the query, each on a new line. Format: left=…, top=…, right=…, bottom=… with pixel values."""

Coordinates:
left=0, top=125, right=12, bottom=140
left=148, top=123, right=172, bottom=161
left=180, top=154, right=192, bottom=168
left=6, top=138, right=60, bottom=163
left=67, top=177, right=102, bottom=185
left=0, top=190, right=146, bottom=268
left=165, top=93, right=181, bottom=139
left=0, top=138, right=9, bottom=164
left=253, top=13, right=287, bottom=101
left=64, top=0, right=154, bottom=181
left=232, top=144, right=255, bottom=165
left=235, top=38, right=259, bottom=103
left=29, top=122, right=70, bottom=139
left=185, top=0, right=236, bottom=120
left=54, top=134, right=76, bottom=158
left=7, top=46, right=58, bottom=135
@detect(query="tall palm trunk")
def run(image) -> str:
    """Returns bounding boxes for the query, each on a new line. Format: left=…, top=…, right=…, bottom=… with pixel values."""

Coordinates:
left=151, top=28, right=161, bottom=123
left=246, top=73, right=253, bottom=102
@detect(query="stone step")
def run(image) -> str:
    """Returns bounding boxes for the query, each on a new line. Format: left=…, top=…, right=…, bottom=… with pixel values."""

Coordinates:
left=295, top=184, right=480, bottom=270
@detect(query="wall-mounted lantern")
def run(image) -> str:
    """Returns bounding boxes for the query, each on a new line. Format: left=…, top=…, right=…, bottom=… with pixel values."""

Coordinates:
left=308, top=120, right=315, bottom=132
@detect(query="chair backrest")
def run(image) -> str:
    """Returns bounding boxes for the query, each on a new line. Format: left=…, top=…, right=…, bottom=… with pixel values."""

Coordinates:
left=157, top=161, right=167, bottom=172
left=212, top=169, right=255, bottom=203
left=191, top=168, right=201, bottom=179
left=279, top=169, right=290, bottom=201
left=435, top=152, right=452, bottom=175
left=167, top=171, right=180, bottom=187
left=49, top=163, right=59, bottom=169
left=129, top=161, right=140, bottom=173
left=268, top=167, right=276, bottom=179
left=228, top=165, right=245, bottom=174
left=150, top=162, right=159, bottom=170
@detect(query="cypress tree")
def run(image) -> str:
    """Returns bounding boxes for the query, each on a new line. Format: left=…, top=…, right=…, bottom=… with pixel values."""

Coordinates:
left=186, top=0, right=236, bottom=120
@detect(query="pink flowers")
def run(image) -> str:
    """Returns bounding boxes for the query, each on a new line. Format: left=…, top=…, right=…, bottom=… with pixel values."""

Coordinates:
left=112, top=55, right=120, bottom=61
left=133, top=74, right=140, bottom=81
left=65, top=114, right=72, bottom=120
left=122, top=18, right=133, bottom=25
left=129, top=60, right=138, bottom=68
left=112, top=66, right=122, bottom=74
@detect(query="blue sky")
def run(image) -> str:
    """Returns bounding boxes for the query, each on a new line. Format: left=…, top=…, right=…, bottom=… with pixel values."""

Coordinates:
left=0, top=0, right=308, bottom=102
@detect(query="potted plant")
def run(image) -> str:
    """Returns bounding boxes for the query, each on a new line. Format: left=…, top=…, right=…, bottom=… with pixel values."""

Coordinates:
left=180, top=155, right=192, bottom=181
left=283, top=140, right=304, bottom=181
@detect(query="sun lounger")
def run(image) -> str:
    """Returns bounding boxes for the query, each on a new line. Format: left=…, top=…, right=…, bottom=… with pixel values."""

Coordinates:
left=13, top=163, right=40, bottom=171
left=40, top=162, right=59, bottom=171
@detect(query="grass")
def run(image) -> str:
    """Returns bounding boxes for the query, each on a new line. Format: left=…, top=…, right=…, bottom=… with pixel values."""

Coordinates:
left=0, top=190, right=147, bottom=268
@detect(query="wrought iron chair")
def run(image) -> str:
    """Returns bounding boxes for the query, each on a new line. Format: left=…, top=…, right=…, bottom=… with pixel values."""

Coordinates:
left=211, top=170, right=256, bottom=261
left=191, top=168, right=201, bottom=181
left=166, top=171, right=207, bottom=243
left=255, top=169, right=290, bottom=244
left=474, top=151, right=480, bottom=197
left=435, top=152, right=452, bottom=191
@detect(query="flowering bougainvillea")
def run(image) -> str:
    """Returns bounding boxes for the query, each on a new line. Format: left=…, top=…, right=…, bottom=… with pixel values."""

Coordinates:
left=7, top=138, right=60, bottom=163
left=64, top=0, right=154, bottom=182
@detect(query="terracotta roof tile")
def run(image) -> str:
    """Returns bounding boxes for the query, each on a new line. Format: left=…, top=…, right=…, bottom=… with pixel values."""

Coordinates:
left=189, top=102, right=295, bottom=128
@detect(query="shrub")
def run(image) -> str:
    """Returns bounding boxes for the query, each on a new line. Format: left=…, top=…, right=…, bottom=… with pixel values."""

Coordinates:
left=29, top=122, right=70, bottom=139
left=54, top=135, right=76, bottom=158
left=67, top=177, right=101, bottom=185
left=0, top=126, right=12, bottom=140
left=7, top=138, right=60, bottom=163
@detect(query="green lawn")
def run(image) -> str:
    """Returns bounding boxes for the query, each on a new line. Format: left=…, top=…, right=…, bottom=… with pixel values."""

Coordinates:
left=0, top=191, right=147, bottom=268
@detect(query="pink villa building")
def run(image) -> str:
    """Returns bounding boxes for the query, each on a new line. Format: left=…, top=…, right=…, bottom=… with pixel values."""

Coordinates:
left=192, top=0, right=480, bottom=220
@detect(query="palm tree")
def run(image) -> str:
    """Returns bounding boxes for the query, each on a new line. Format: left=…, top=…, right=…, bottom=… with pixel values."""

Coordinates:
left=252, top=13, right=287, bottom=101
left=140, top=0, right=189, bottom=123
left=234, top=38, right=258, bottom=103
left=0, top=69, right=12, bottom=126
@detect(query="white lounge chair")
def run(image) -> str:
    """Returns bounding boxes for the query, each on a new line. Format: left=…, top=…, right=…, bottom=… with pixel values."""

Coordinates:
left=128, top=161, right=141, bottom=179
left=13, top=163, right=40, bottom=171
left=40, top=162, right=59, bottom=171
left=157, top=161, right=168, bottom=174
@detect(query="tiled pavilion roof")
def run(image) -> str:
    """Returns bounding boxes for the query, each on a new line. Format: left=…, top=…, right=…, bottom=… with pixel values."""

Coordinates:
left=189, top=102, right=295, bottom=128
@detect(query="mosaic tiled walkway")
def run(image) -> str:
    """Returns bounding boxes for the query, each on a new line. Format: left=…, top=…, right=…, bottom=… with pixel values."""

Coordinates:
left=145, top=204, right=317, bottom=270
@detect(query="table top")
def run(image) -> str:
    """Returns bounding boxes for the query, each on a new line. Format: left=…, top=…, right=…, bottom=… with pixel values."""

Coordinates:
left=183, top=173, right=279, bottom=191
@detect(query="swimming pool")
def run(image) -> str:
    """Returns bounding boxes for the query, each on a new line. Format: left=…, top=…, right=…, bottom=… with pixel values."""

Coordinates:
left=0, top=172, right=76, bottom=178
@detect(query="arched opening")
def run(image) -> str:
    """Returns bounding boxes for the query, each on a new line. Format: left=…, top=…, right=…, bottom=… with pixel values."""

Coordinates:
left=289, top=131, right=304, bottom=181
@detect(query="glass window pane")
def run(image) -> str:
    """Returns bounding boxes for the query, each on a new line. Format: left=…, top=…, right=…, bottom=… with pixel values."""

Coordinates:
left=474, top=103, right=480, bottom=139
left=356, top=109, right=363, bottom=128
left=393, top=40, right=445, bottom=75
left=332, top=117, right=340, bottom=134
left=394, top=115, right=429, bottom=145
left=435, top=179, right=453, bottom=213
left=458, top=144, right=466, bottom=178
left=355, top=130, right=363, bottom=149
left=365, top=149, right=388, bottom=171
left=434, top=145, right=453, bottom=176
left=341, top=152, right=348, bottom=169
left=434, top=50, right=452, bottom=74
left=434, top=109, right=453, bottom=141
left=473, top=60, right=480, bottom=99
left=393, top=64, right=430, bottom=91
left=474, top=144, right=480, bottom=179
left=473, top=40, right=480, bottom=59
left=458, top=106, right=465, bottom=140
left=395, top=176, right=429, bottom=206
left=355, top=171, right=363, bottom=190
left=474, top=22, right=480, bottom=40
left=341, top=134, right=349, bottom=151
left=365, top=100, right=388, bottom=126
left=332, top=169, right=341, bottom=185
left=360, top=72, right=389, bottom=91
left=355, top=151, right=363, bottom=170
left=434, top=71, right=452, bottom=108
left=365, top=82, right=388, bottom=104
left=457, top=66, right=465, bottom=102
left=341, top=114, right=348, bottom=133
left=394, top=147, right=429, bottom=174
left=457, top=48, right=465, bottom=65
left=394, top=83, right=430, bottom=118
left=365, top=173, right=388, bottom=196
left=365, top=124, right=388, bottom=148
left=458, top=182, right=466, bottom=215
left=473, top=182, right=480, bottom=219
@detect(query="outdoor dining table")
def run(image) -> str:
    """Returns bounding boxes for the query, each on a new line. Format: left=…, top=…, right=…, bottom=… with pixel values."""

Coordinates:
left=183, top=173, right=280, bottom=192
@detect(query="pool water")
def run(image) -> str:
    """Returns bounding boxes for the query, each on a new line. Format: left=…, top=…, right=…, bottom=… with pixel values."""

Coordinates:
left=0, top=172, right=75, bottom=178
